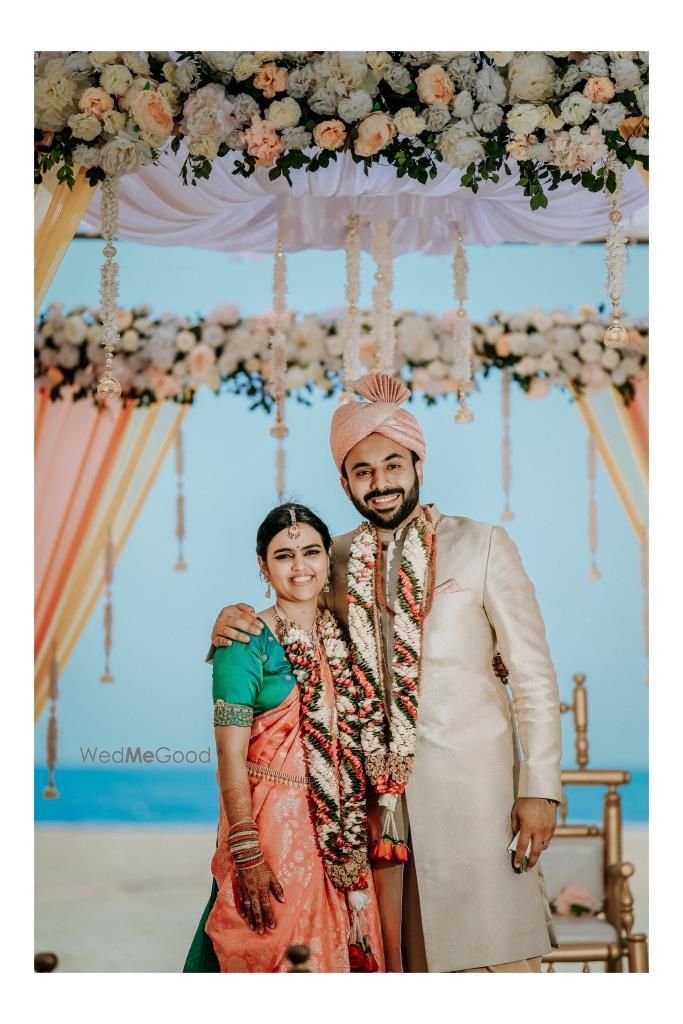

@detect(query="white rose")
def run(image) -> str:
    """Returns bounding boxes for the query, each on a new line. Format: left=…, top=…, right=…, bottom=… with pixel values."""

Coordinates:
left=472, top=102, right=504, bottom=133
left=266, top=97, right=301, bottom=130
left=474, top=66, right=507, bottom=105
left=172, top=358, right=189, bottom=378
left=233, top=93, right=260, bottom=125
left=482, top=323, right=504, bottom=343
left=487, top=52, right=514, bottom=67
left=506, top=102, right=541, bottom=134
left=308, top=86, right=338, bottom=116
left=527, top=333, right=548, bottom=356
left=515, top=355, right=539, bottom=376
left=438, top=122, right=484, bottom=168
left=508, top=52, right=558, bottom=102
left=427, top=359, right=449, bottom=379
left=72, top=144, right=101, bottom=168
left=560, top=354, right=581, bottom=376
left=254, top=52, right=282, bottom=62
left=40, top=348, right=59, bottom=368
left=528, top=140, right=552, bottom=161
left=65, top=52, right=93, bottom=76
left=629, top=136, right=648, bottom=156
left=560, top=92, right=593, bottom=126
left=63, top=315, right=88, bottom=344
left=121, top=329, right=140, bottom=352
left=218, top=351, right=238, bottom=375
left=452, top=91, right=474, bottom=119
left=176, top=330, right=196, bottom=353
left=508, top=332, right=530, bottom=356
left=337, top=90, right=373, bottom=124
left=67, top=112, right=102, bottom=141
left=57, top=344, right=80, bottom=369
left=536, top=104, right=564, bottom=131
left=89, top=52, right=119, bottom=70
left=424, top=103, right=451, bottom=132
left=580, top=323, right=604, bottom=343
left=201, top=52, right=237, bottom=75
left=285, top=366, right=308, bottom=391
left=601, top=348, right=621, bottom=370
left=281, top=127, right=312, bottom=150
left=233, top=52, right=262, bottom=82
left=201, top=324, right=225, bottom=348
left=174, top=62, right=200, bottom=93
left=394, top=107, right=427, bottom=137
left=579, top=341, right=602, bottom=364
left=610, top=58, right=641, bottom=91
left=100, top=64, right=133, bottom=96
left=123, top=52, right=149, bottom=76
left=593, top=101, right=628, bottom=132
left=99, top=135, right=142, bottom=175
left=35, top=57, right=81, bottom=131
left=287, top=66, right=314, bottom=98
left=538, top=351, right=559, bottom=375
left=384, top=63, right=412, bottom=95
left=133, top=317, right=152, bottom=332
left=367, top=52, right=392, bottom=79
left=620, top=356, right=641, bottom=377
left=637, top=84, right=649, bottom=116
left=101, top=109, right=127, bottom=135
left=580, top=55, right=609, bottom=77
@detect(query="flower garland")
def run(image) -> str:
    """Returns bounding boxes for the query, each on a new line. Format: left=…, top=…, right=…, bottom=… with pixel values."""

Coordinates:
left=347, top=508, right=436, bottom=862
left=35, top=303, right=648, bottom=408
left=276, top=607, right=369, bottom=892
left=35, top=52, right=648, bottom=207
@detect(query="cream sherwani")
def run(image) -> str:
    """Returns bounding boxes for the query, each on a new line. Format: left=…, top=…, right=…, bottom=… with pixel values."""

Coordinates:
left=327, top=506, right=562, bottom=973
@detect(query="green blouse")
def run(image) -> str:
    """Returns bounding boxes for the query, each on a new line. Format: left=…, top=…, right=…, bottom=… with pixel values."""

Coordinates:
left=212, top=620, right=295, bottom=727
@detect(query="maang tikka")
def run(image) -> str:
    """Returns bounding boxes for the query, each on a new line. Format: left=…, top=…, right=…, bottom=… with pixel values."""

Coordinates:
left=287, top=506, right=301, bottom=540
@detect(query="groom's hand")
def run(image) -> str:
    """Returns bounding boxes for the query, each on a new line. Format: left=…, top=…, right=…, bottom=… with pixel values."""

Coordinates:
left=511, top=798, right=557, bottom=871
left=212, top=604, right=264, bottom=647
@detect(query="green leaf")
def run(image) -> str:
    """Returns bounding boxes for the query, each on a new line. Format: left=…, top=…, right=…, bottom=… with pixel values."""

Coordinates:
left=269, top=166, right=281, bottom=180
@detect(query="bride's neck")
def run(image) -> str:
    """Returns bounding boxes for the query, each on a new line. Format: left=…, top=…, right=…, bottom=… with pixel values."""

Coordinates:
left=273, top=597, right=319, bottom=632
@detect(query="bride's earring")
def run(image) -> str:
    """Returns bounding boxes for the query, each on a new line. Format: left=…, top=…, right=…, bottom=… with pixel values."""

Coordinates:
left=260, top=570, right=272, bottom=599
left=323, top=570, right=331, bottom=594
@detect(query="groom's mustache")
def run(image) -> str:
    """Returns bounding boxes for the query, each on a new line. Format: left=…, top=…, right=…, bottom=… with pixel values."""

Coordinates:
left=364, top=488, right=403, bottom=503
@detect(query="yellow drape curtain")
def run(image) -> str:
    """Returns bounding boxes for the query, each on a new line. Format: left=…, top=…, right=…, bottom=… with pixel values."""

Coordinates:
left=35, top=398, right=188, bottom=720
left=35, top=167, right=95, bottom=314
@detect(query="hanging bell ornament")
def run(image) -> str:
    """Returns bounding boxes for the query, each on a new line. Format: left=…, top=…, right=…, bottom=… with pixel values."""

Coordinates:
left=97, top=374, right=122, bottom=400
left=454, top=389, right=474, bottom=424
left=604, top=317, right=629, bottom=349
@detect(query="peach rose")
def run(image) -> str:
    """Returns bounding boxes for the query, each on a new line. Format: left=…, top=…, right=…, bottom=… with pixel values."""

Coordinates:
left=554, top=883, right=601, bottom=916
left=244, top=116, right=284, bottom=167
left=495, top=334, right=512, bottom=357
left=583, top=76, right=616, bottom=103
left=416, top=64, right=455, bottom=106
left=79, top=87, right=114, bottom=118
left=506, top=133, right=531, bottom=161
left=131, top=89, right=174, bottom=141
left=313, top=119, right=347, bottom=151
left=526, top=377, right=551, bottom=400
left=46, top=366, right=65, bottom=385
left=148, top=366, right=181, bottom=400
left=115, top=310, right=134, bottom=331
left=253, top=62, right=288, bottom=99
left=579, top=363, right=609, bottom=391
left=627, top=327, right=643, bottom=347
left=354, top=112, right=396, bottom=157
left=188, top=342, right=217, bottom=377
left=119, top=77, right=155, bottom=113
left=359, top=339, right=377, bottom=366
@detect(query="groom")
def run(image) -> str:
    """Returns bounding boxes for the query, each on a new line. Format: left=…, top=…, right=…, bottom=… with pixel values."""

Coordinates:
left=209, top=372, right=562, bottom=973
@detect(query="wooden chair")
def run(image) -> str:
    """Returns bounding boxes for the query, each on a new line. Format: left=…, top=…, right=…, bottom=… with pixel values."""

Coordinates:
left=540, top=674, right=649, bottom=972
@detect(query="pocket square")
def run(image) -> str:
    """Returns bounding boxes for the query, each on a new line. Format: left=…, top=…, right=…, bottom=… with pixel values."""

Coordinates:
left=433, top=577, right=464, bottom=595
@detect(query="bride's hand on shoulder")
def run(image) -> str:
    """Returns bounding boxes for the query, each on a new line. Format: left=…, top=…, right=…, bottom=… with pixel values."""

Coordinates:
left=237, top=859, right=286, bottom=933
left=212, top=603, right=264, bottom=647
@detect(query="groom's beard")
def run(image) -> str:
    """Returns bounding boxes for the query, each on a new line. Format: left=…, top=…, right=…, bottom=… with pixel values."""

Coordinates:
left=348, top=476, right=421, bottom=531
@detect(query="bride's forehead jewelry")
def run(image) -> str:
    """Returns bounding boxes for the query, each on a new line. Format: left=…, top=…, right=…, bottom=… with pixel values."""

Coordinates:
left=287, top=506, right=301, bottom=540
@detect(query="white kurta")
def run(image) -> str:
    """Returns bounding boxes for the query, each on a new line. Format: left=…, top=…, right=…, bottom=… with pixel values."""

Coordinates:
left=329, top=506, right=562, bottom=972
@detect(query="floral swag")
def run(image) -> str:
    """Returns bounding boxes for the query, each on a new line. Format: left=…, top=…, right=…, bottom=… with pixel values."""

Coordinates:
left=35, top=51, right=648, bottom=208
left=35, top=302, right=648, bottom=408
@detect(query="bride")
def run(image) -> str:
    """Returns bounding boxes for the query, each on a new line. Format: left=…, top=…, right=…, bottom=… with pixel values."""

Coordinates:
left=184, top=502, right=384, bottom=973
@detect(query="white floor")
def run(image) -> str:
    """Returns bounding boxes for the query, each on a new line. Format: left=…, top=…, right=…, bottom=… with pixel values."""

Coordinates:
left=34, top=824, right=649, bottom=973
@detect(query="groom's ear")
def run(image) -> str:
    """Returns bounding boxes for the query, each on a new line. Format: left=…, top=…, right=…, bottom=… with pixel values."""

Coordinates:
left=415, top=459, right=424, bottom=486
left=340, top=474, right=351, bottom=498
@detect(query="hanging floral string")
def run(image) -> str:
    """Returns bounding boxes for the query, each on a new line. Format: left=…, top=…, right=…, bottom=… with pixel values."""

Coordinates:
left=174, top=426, right=187, bottom=571
left=501, top=369, right=514, bottom=521
left=276, top=442, right=286, bottom=503
left=372, top=222, right=397, bottom=375
left=97, top=175, right=122, bottom=400
left=603, top=154, right=629, bottom=349
left=587, top=437, right=601, bottom=581
left=340, top=214, right=362, bottom=403
left=269, top=234, right=289, bottom=443
left=101, top=526, right=115, bottom=681
left=451, top=223, right=474, bottom=423
left=43, top=646, right=60, bottom=799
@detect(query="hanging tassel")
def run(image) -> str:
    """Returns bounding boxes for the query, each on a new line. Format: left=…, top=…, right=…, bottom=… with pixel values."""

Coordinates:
left=101, top=527, right=115, bottom=682
left=97, top=175, right=122, bottom=400
left=587, top=437, right=601, bottom=581
left=370, top=793, right=410, bottom=863
left=269, top=234, right=289, bottom=443
left=372, top=222, right=397, bottom=375
left=603, top=154, right=629, bottom=349
left=174, top=426, right=187, bottom=570
left=347, top=889, right=379, bottom=972
left=501, top=369, right=514, bottom=521
left=43, top=646, right=60, bottom=799
left=340, top=214, right=362, bottom=403
left=276, top=442, right=286, bottom=503
left=451, top=223, right=474, bottom=423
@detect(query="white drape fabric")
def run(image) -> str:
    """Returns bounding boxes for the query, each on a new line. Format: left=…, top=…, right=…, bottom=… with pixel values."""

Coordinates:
left=80, top=149, right=648, bottom=255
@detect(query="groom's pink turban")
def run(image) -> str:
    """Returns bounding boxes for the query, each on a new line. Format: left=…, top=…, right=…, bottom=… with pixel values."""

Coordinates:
left=330, top=372, right=427, bottom=473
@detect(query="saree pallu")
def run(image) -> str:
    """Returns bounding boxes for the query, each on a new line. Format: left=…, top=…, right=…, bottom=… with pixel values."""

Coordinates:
left=204, top=682, right=384, bottom=973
